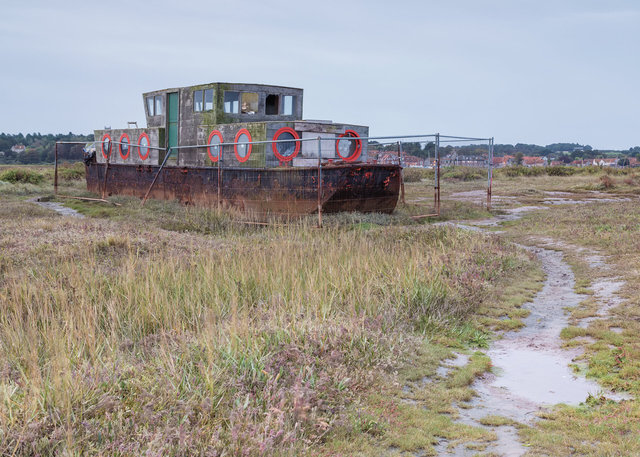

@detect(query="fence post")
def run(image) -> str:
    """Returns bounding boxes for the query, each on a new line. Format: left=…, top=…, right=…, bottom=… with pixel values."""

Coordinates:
left=54, top=142, right=59, bottom=195
left=317, top=137, right=323, bottom=228
left=397, top=141, right=405, bottom=205
left=435, top=133, right=441, bottom=216
left=217, top=145, right=222, bottom=211
left=487, top=137, right=493, bottom=211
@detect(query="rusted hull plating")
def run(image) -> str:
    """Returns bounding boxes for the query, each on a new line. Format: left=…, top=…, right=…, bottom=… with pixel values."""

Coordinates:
left=85, top=162, right=400, bottom=215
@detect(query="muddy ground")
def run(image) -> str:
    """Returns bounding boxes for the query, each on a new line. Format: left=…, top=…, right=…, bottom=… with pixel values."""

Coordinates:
left=434, top=192, right=633, bottom=456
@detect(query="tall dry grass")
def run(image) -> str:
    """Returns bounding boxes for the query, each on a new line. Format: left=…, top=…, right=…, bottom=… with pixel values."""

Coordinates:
left=0, top=204, right=530, bottom=454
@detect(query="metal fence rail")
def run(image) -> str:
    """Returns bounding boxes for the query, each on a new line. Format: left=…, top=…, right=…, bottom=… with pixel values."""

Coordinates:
left=56, top=132, right=495, bottom=224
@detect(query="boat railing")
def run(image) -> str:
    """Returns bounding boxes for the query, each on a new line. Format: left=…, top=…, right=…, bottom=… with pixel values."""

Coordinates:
left=155, top=133, right=494, bottom=168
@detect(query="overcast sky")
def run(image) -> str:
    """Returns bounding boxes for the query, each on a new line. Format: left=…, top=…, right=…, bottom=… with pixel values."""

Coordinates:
left=1, top=0, right=638, bottom=149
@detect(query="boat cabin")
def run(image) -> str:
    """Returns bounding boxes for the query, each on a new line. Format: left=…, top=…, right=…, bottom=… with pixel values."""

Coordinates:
left=94, top=82, right=369, bottom=168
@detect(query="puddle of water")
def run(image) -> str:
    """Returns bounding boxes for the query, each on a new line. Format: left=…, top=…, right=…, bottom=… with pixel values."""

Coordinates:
left=543, top=193, right=634, bottom=205
left=434, top=425, right=523, bottom=457
left=436, top=353, right=470, bottom=378
left=471, top=206, right=547, bottom=226
left=484, top=347, right=595, bottom=406
left=30, top=198, right=84, bottom=218
left=591, top=278, right=624, bottom=314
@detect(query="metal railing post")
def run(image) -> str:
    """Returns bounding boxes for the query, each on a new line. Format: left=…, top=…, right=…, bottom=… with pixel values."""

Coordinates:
left=397, top=141, right=405, bottom=205
left=487, top=137, right=494, bottom=211
left=217, top=147, right=222, bottom=210
left=435, top=133, right=441, bottom=216
left=317, top=137, right=323, bottom=228
left=54, top=142, right=59, bottom=195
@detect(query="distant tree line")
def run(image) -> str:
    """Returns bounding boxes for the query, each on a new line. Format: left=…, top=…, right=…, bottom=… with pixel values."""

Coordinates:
left=0, top=132, right=93, bottom=164
left=369, top=140, right=640, bottom=161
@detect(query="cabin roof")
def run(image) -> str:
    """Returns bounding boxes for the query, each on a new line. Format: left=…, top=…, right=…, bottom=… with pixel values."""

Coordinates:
left=143, top=82, right=303, bottom=96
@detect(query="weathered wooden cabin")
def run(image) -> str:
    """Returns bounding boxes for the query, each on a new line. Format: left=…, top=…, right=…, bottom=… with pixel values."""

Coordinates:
left=94, top=83, right=369, bottom=168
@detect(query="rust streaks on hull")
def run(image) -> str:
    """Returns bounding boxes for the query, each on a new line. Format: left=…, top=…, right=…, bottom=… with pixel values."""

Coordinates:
left=85, top=162, right=400, bottom=215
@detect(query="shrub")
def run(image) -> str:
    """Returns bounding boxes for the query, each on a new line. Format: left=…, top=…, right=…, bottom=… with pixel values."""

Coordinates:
left=403, top=168, right=433, bottom=183
left=600, top=175, right=615, bottom=189
left=498, top=166, right=545, bottom=177
left=546, top=166, right=576, bottom=176
left=0, top=169, right=44, bottom=184
left=442, top=166, right=485, bottom=181
left=59, top=162, right=85, bottom=180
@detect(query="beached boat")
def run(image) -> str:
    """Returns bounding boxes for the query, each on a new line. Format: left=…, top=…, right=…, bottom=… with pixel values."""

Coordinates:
left=84, top=83, right=400, bottom=215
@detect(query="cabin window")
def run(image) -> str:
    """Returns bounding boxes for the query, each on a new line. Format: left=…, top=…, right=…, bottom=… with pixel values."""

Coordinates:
left=194, top=89, right=214, bottom=112
left=119, top=133, right=130, bottom=160
left=335, top=130, right=362, bottom=162
left=241, top=93, right=258, bottom=114
left=282, top=95, right=294, bottom=115
left=154, top=96, right=162, bottom=116
left=207, top=130, right=223, bottom=162
left=138, top=132, right=150, bottom=160
left=234, top=129, right=252, bottom=162
left=147, top=95, right=163, bottom=116
left=224, top=91, right=239, bottom=113
left=194, top=90, right=203, bottom=112
left=266, top=94, right=279, bottom=115
left=272, top=127, right=300, bottom=161
left=204, top=89, right=214, bottom=111
left=101, top=134, right=111, bottom=159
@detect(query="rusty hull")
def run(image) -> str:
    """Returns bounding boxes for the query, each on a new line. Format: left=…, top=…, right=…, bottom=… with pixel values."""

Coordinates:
left=85, top=160, right=400, bottom=215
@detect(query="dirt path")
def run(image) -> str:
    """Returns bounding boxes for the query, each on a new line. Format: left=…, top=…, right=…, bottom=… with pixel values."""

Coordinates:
left=435, top=197, right=630, bottom=456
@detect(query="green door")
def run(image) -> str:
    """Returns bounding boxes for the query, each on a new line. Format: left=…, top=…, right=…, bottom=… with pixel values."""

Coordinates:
left=167, top=92, right=179, bottom=153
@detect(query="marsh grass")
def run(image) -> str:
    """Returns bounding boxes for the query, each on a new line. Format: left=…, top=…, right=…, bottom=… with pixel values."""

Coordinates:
left=0, top=188, right=534, bottom=456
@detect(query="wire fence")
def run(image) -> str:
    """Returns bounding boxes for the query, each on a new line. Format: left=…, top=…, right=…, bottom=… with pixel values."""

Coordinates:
left=55, top=132, right=495, bottom=222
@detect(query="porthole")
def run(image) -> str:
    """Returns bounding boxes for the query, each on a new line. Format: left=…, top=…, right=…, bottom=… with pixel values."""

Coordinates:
left=138, top=132, right=150, bottom=160
left=272, top=127, right=300, bottom=162
left=234, top=129, right=252, bottom=163
left=335, top=130, right=362, bottom=162
left=207, top=130, right=223, bottom=162
left=101, top=134, right=111, bottom=159
left=119, top=133, right=130, bottom=160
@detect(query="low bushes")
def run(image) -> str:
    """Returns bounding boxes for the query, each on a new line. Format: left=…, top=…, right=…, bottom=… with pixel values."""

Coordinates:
left=0, top=168, right=44, bottom=184
left=58, top=162, right=85, bottom=180
left=546, top=165, right=577, bottom=176
left=403, top=168, right=433, bottom=182
left=442, top=166, right=485, bottom=181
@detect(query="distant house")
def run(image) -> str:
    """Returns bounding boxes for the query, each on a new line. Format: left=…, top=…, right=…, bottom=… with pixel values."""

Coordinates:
left=11, top=144, right=25, bottom=154
left=591, top=158, right=618, bottom=167
left=492, top=155, right=514, bottom=167
left=403, top=154, right=426, bottom=168
left=369, top=151, right=400, bottom=165
left=369, top=150, right=427, bottom=167
left=522, top=156, right=547, bottom=167
left=442, top=152, right=486, bottom=167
